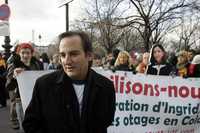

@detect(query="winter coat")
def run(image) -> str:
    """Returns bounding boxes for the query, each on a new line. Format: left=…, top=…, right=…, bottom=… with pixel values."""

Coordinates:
left=6, top=57, right=42, bottom=92
left=188, top=55, right=200, bottom=77
left=114, top=64, right=135, bottom=73
left=146, top=63, right=173, bottom=76
left=176, top=63, right=188, bottom=77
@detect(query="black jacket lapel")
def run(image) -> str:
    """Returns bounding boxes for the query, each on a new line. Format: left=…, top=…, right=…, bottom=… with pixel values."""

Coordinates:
left=55, top=70, right=80, bottom=131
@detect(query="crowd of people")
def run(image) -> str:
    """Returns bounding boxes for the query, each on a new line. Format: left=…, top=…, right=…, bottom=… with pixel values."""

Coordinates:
left=0, top=31, right=116, bottom=133
left=93, top=44, right=200, bottom=77
left=0, top=31, right=200, bottom=132
left=0, top=43, right=62, bottom=129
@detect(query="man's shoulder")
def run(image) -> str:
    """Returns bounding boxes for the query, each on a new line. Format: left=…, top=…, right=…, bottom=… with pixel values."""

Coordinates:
left=91, top=69, right=113, bottom=87
left=36, top=70, right=62, bottom=84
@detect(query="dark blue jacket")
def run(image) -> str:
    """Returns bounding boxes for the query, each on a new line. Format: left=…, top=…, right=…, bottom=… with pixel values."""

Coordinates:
left=146, top=63, right=173, bottom=76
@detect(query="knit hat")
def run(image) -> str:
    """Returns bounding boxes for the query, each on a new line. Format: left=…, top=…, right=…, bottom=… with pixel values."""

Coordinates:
left=16, top=43, right=34, bottom=54
left=191, top=55, right=200, bottom=64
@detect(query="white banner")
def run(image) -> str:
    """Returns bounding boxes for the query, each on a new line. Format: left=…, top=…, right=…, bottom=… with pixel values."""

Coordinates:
left=0, top=21, right=9, bottom=36
left=17, top=69, right=200, bottom=133
left=16, top=70, right=54, bottom=111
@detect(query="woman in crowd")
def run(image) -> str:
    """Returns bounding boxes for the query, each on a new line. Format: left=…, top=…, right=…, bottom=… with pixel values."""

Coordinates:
left=146, top=44, right=172, bottom=75
left=114, top=51, right=135, bottom=72
left=40, top=52, right=50, bottom=70
left=176, top=50, right=188, bottom=77
left=136, top=52, right=150, bottom=73
left=6, top=43, right=42, bottom=130
left=47, top=53, right=61, bottom=70
left=188, top=54, right=200, bottom=77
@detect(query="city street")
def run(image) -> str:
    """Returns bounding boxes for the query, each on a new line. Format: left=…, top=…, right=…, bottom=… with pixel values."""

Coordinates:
left=0, top=102, right=23, bottom=133
left=0, top=0, right=200, bottom=133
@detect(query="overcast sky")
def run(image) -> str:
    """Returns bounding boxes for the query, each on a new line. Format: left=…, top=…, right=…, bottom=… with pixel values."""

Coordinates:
left=0, top=0, right=85, bottom=50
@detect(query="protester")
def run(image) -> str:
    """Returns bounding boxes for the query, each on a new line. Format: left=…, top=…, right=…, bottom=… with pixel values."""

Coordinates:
left=31, top=56, right=44, bottom=70
left=32, top=51, right=44, bottom=70
left=7, top=45, right=21, bottom=68
left=187, top=49, right=195, bottom=63
left=47, top=54, right=61, bottom=70
left=6, top=43, right=42, bottom=130
left=0, top=53, right=7, bottom=108
left=92, top=54, right=103, bottom=67
left=188, top=54, right=200, bottom=77
left=22, top=31, right=116, bottom=133
left=176, top=50, right=189, bottom=77
left=40, top=52, right=50, bottom=70
left=114, top=51, right=135, bottom=72
left=135, top=53, right=143, bottom=66
left=110, top=48, right=120, bottom=66
left=136, top=52, right=150, bottom=73
left=167, top=52, right=178, bottom=75
left=103, top=52, right=114, bottom=69
left=7, top=44, right=43, bottom=70
left=146, top=44, right=173, bottom=75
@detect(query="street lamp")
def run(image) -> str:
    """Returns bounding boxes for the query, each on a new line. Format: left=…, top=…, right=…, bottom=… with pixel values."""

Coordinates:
left=38, top=34, right=42, bottom=53
left=58, top=0, right=74, bottom=31
left=2, top=0, right=12, bottom=60
left=65, top=3, right=69, bottom=31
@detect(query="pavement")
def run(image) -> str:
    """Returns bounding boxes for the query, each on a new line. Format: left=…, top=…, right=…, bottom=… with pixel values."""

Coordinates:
left=0, top=102, right=24, bottom=133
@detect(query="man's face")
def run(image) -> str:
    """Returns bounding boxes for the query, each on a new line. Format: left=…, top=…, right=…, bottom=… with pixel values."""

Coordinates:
left=187, top=52, right=194, bottom=61
left=19, top=48, right=32, bottom=65
left=59, top=35, right=92, bottom=80
left=107, top=53, right=113, bottom=61
left=93, top=59, right=102, bottom=67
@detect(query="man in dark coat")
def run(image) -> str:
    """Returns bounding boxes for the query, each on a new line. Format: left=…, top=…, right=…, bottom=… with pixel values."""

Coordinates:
left=22, top=31, right=116, bottom=133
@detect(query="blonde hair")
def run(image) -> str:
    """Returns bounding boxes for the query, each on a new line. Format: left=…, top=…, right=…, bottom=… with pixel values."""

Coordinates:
left=142, top=52, right=150, bottom=64
left=114, top=51, right=133, bottom=68
left=177, top=50, right=188, bottom=65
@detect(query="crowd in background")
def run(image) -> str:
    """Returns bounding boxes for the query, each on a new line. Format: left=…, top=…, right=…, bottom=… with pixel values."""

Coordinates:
left=0, top=42, right=200, bottom=130
left=93, top=44, right=200, bottom=78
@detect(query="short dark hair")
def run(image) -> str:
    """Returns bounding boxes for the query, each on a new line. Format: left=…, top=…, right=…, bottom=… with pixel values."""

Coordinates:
left=58, top=31, right=93, bottom=53
left=112, top=49, right=120, bottom=59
